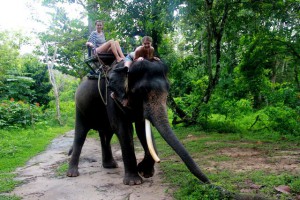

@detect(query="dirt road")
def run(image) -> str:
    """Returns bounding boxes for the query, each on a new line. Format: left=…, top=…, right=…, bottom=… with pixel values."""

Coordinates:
left=8, top=130, right=173, bottom=200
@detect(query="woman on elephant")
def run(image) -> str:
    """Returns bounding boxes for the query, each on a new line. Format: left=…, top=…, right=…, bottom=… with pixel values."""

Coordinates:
left=110, top=36, right=160, bottom=107
left=86, top=20, right=125, bottom=63
left=123, top=36, right=160, bottom=68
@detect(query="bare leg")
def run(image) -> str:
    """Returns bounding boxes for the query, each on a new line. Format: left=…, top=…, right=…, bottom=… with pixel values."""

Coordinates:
left=97, top=40, right=123, bottom=62
left=115, top=41, right=125, bottom=58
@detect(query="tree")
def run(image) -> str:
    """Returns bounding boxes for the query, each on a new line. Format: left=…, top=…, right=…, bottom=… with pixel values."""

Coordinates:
left=37, top=0, right=89, bottom=78
left=0, top=31, right=51, bottom=105
left=165, top=0, right=299, bottom=123
left=22, top=55, right=52, bottom=106
left=0, top=31, right=21, bottom=92
left=44, top=43, right=62, bottom=124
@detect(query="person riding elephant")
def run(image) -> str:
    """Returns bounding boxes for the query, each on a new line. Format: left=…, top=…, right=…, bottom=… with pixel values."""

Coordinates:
left=86, top=20, right=125, bottom=63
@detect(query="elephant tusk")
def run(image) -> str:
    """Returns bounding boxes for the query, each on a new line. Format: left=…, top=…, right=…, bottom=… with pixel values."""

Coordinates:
left=145, top=119, right=160, bottom=163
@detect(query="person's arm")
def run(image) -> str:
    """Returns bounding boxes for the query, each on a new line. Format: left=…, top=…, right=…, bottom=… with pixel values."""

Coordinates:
left=86, top=32, right=96, bottom=48
left=134, top=46, right=144, bottom=61
left=149, top=47, right=160, bottom=60
left=148, top=47, right=154, bottom=59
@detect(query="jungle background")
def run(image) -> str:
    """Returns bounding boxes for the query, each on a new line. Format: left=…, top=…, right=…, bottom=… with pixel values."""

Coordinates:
left=0, top=0, right=299, bottom=199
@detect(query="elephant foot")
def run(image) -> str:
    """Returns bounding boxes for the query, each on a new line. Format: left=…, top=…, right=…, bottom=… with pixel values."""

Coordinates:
left=137, top=160, right=155, bottom=178
left=102, top=159, right=118, bottom=168
left=66, top=166, right=79, bottom=177
left=123, top=173, right=143, bottom=185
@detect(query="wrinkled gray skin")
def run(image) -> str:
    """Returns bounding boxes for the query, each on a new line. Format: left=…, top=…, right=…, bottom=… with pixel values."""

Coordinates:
left=67, top=60, right=210, bottom=185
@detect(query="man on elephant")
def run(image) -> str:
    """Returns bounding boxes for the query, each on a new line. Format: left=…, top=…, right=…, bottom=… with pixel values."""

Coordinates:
left=110, top=36, right=160, bottom=107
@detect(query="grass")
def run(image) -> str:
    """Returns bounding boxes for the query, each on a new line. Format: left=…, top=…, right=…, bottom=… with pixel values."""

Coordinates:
left=0, top=195, right=20, bottom=200
left=0, top=123, right=73, bottom=194
left=56, top=162, right=69, bottom=177
left=154, top=126, right=300, bottom=200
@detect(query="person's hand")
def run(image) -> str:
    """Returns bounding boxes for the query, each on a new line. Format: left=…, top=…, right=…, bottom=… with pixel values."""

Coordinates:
left=153, top=57, right=160, bottom=61
left=137, top=57, right=144, bottom=61
left=86, top=42, right=93, bottom=48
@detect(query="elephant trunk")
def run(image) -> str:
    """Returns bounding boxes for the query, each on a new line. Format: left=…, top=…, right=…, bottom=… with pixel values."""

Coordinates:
left=144, top=93, right=210, bottom=184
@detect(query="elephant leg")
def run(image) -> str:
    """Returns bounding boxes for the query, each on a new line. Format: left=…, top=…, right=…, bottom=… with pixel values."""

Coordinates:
left=67, top=110, right=89, bottom=177
left=98, top=130, right=118, bottom=168
left=117, top=123, right=143, bottom=185
left=135, top=121, right=155, bottom=178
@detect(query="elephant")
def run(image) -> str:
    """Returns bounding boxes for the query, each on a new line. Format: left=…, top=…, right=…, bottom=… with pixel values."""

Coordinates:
left=67, top=59, right=210, bottom=186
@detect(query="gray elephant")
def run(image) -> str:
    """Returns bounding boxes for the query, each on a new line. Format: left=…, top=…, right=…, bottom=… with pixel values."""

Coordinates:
left=67, top=60, right=210, bottom=185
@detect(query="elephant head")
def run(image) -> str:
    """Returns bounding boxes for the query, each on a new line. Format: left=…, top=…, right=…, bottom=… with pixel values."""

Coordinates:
left=109, top=60, right=210, bottom=184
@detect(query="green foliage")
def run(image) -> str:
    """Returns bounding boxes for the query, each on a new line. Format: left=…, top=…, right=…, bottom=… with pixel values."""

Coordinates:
left=262, top=106, right=300, bottom=136
left=238, top=35, right=274, bottom=109
left=36, top=3, right=88, bottom=78
left=0, top=100, right=44, bottom=129
left=263, top=84, right=300, bottom=108
left=0, top=31, right=52, bottom=107
left=0, top=72, right=35, bottom=102
left=0, top=31, right=21, bottom=76
left=1, top=65, right=51, bottom=106
left=22, top=55, right=52, bottom=106
left=167, top=54, right=206, bottom=97
left=53, top=71, right=79, bottom=102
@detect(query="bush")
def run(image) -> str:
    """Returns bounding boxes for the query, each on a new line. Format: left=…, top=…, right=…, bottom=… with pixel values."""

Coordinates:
left=264, top=84, right=299, bottom=109
left=0, top=99, right=45, bottom=128
left=261, top=106, right=300, bottom=136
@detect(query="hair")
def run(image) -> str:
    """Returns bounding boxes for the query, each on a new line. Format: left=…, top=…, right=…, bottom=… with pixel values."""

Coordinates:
left=142, top=36, right=153, bottom=43
left=95, top=20, right=103, bottom=25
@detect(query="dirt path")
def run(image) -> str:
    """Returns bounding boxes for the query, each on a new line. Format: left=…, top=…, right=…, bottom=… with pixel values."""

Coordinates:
left=8, top=130, right=173, bottom=200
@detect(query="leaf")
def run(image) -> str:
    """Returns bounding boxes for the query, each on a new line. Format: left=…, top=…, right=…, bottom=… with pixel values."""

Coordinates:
left=274, top=185, right=291, bottom=194
left=249, top=183, right=262, bottom=190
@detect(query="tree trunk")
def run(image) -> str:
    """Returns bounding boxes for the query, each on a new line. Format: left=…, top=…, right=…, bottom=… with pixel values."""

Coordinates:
left=45, top=44, right=62, bottom=125
left=271, top=61, right=278, bottom=84
left=202, top=2, right=213, bottom=104
left=202, top=2, right=228, bottom=104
